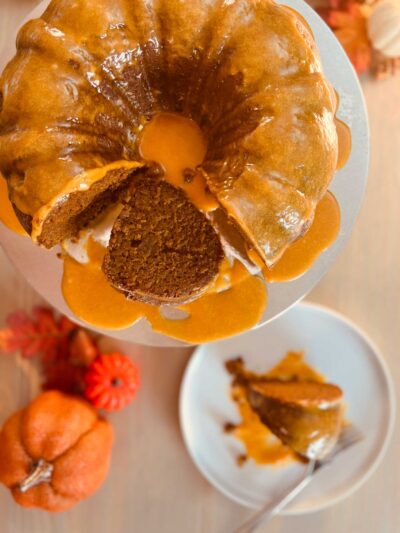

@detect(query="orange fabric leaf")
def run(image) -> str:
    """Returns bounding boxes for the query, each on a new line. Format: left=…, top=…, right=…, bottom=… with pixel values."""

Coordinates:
left=317, top=2, right=372, bottom=74
left=0, top=307, right=79, bottom=360
left=69, top=329, right=98, bottom=367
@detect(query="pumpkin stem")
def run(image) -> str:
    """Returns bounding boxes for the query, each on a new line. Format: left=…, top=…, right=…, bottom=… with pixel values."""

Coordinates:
left=19, top=459, right=54, bottom=493
left=112, top=377, right=123, bottom=387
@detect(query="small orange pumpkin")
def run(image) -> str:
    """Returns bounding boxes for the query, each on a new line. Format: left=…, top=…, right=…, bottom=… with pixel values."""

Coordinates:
left=0, top=390, right=113, bottom=512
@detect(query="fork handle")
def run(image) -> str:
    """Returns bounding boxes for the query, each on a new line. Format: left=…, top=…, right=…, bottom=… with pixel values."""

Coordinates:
left=234, top=462, right=315, bottom=533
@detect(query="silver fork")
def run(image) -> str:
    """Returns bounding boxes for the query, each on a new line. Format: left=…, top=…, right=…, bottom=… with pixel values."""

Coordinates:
left=234, top=424, right=364, bottom=533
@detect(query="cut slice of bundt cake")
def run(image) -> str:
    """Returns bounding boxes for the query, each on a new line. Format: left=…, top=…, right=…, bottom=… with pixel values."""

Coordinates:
left=103, top=175, right=224, bottom=305
left=248, top=380, right=344, bottom=459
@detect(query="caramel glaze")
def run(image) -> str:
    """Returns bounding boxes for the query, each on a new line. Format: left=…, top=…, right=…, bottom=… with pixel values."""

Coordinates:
left=140, top=113, right=218, bottom=213
left=335, top=118, right=352, bottom=171
left=225, top=352, right=326, bottom=466
left=0, top=176, right=26, bottom=236
left=62, top=239, right=267, bottom=343
left=260, top=191, right=341, bottom=282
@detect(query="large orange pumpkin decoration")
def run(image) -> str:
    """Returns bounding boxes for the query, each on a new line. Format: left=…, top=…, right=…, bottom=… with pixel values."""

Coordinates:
left=0, top=391, right=113, bottom=512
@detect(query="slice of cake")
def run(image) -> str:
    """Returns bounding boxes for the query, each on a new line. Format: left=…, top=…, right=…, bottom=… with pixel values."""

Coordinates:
left=248, top=380, right=344, bottom=459
left=103, top=175, right=224, bottom=305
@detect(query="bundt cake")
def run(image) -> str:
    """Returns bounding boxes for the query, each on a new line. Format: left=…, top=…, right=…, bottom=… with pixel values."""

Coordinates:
left=0, top=0, right=339, bottom=304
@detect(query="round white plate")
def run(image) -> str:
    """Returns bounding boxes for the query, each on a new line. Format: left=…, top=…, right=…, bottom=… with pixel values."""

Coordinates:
left=179, top=302, right=395, bottom=514
left=0, top=0, right=369, bottom=346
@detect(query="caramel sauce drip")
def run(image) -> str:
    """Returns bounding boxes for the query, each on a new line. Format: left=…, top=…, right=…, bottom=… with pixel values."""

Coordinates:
left=140, top=112, right=218, bottom=212
left=227, top=352, right=324, bottom=466
left=0, top=176, right=27, bottom=236
left=259, top=191, right=341, bottom=282
left=335, top=118, right=352, bottom=170
left=62, top=239, right=267, bottom=343
left=212, top=258, right=251, bottom=293
left=62, top=239, right=151, bottom=330
left=31, top=161, right=143, bottom=241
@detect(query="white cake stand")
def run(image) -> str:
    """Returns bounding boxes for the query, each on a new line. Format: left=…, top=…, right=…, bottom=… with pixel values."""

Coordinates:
left=0, top=0, right=369, bottom=347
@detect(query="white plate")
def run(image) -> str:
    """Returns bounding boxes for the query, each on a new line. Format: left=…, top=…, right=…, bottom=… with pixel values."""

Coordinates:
left=0, top=0, right=369, bottom=346
left=179, top=302, right=395, bottom=514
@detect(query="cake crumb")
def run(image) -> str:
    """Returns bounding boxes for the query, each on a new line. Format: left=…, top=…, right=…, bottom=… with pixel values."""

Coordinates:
left=223, top=422, right=236, bottom=434
left=236, top=454, right=248, bottom=467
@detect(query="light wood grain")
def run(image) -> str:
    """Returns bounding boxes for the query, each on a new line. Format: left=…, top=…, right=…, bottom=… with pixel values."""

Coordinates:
left=0, top=0, right=399, bottom=531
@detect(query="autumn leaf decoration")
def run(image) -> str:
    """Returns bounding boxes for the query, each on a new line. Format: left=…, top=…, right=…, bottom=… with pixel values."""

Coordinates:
left=318, top=0, right=372, bottom=74
left=0, top=307, right=75, bottom=360
left=315, top=0, right=400, bottom=79
left=0, top=306, right=140, bottom=412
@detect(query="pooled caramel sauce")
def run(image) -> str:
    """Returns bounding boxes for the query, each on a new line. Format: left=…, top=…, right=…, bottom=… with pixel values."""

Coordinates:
left=140, top=112, right=219, bottom=212
left=213, top=258, right=252, bottom=293
left=226, top=352, right=324, bottom=466
left=260, top=192, right=341, bottom=283
left=62, top=239, right=267, bottom=343
left=63, top=239, right=152, bottom=330
left=335, top=118, right=352, bottom=170
left=0, top=176, right=27, bottom=235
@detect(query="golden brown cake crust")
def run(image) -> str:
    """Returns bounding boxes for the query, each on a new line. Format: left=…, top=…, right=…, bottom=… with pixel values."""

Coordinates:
left=0, top=0, right=338, bottom=265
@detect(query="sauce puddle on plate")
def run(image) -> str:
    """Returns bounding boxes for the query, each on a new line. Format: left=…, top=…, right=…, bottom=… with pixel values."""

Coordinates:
left=225, top=351, right=324, bottom=466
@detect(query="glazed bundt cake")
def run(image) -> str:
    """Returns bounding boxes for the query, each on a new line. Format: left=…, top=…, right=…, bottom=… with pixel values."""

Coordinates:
left=0, top=0, right=338, bottom=304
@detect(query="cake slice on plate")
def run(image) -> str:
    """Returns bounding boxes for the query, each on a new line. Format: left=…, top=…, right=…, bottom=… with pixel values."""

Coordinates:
left=248, top=380, right=344, bottom=459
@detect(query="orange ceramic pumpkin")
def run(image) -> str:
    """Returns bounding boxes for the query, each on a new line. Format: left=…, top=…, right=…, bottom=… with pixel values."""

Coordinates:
left=0, top=390, right=113, bottom=512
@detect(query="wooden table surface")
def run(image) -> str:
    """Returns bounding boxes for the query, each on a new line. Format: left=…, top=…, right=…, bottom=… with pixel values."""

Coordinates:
left=0, top=1, right=399, bottom=532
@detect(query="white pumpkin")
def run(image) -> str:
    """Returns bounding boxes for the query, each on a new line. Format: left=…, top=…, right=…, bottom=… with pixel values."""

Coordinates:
left=368, top=0, right=400, bottom=57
